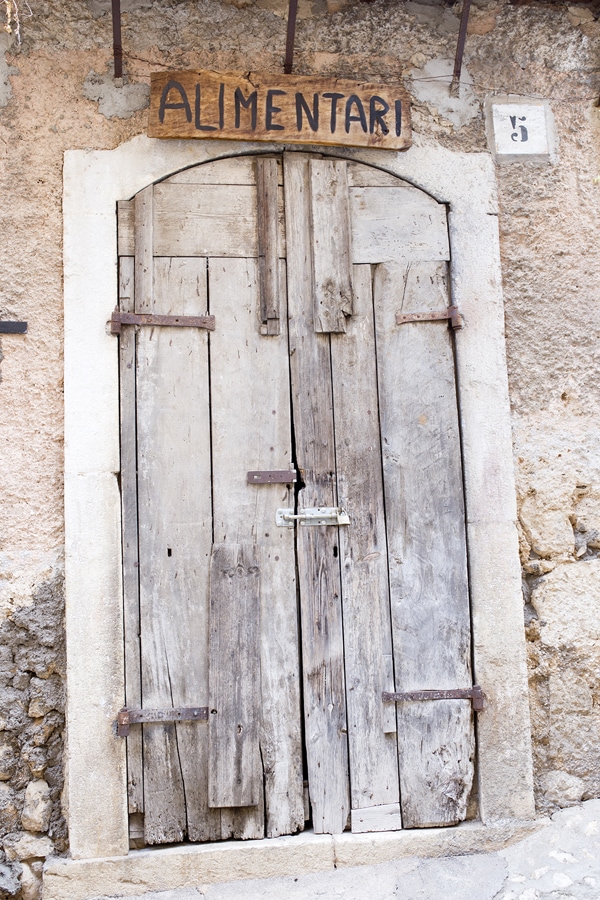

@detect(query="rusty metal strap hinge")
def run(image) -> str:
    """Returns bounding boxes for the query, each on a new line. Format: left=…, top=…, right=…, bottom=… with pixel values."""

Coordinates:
left=396, top=305, right=463, bottom=330
left=116, top=706, right=209, bottom=737
left=109, top=309, right=216, bottom=336
left=382, top=685, right=485, bottom=711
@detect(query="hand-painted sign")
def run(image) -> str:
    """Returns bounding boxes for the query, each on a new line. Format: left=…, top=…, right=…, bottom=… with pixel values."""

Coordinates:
left=149, top=70, right=411, bottom=151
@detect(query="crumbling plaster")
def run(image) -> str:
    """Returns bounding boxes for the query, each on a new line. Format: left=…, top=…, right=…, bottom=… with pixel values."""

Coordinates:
left=0, top=0, right=599, bottom=896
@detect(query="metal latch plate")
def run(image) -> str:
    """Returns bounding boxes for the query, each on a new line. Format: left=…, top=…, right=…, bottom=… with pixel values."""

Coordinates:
left=248, top=470, right=297, bottom=484
left=396, top=305, right=463, bottom=330
left=382, top=685, right=485, bottom=711
left=117, top=706, right=209, bottom=737
left=276, top=507, right=350, bottom=527
left=110, top=309, right=216, bottom=335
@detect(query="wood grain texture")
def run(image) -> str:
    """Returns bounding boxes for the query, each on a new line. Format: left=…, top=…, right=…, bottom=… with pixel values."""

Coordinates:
left=330, top=263, right=400, bottom=817
left=309, top=159, right=353, bottom=333
left=118, top=200, right=134, bottom=256
left=209, top=254, right=303, bottom=838
left=117, top=255, right=143, bottom=818
left=208, top=543, right=261, bottom=809
left=149, top=70, right=411, bottom=151
left=136, top=255, right=217, bottom=844
left=351, top=803, right=402, bottom=834
left=346, top=162, right=403, bottom=188
left=373, top=260, right=474, bottom=828
left=349, top=187, right=449, bottom=264
left=284, top=152, right=350, bottom=835
left=134, top=188, right=154, bottom=311
left=256, top=157, right=280, bottom=332
left=165, top=156, right=283, bottom=186
left=152, top=183, right=286, bottom=259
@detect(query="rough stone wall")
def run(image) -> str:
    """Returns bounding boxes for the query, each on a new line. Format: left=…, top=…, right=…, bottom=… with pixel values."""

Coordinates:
left=0, top=575, right=66, bottom=898
left=0, top=0, right=599, bottom=893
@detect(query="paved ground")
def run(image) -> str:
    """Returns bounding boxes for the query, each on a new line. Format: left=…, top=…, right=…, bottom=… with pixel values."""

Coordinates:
left=104, top=800, right=600, bottom=900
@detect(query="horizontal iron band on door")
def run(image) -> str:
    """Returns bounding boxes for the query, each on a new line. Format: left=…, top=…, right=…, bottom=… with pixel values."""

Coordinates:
left=396, top=305, right=463, bottom=330
left=116, top=706, right=209, bottom=737
left=382, top=685, right=485, bottom=711
left=110, top=309, right=216, bottom=335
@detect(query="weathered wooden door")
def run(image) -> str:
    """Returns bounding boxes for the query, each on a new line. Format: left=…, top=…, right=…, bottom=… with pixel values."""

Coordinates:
left=116, top=152, right=475, bottom=847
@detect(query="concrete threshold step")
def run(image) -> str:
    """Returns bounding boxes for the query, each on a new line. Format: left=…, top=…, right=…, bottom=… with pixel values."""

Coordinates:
left=43, top=818, right=542, bottom=900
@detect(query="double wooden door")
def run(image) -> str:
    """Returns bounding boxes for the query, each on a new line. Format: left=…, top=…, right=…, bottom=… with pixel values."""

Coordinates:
left=117, top=152, right=475, bottom=847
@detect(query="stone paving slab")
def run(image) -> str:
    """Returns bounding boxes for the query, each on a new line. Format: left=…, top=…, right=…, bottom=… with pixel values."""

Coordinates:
left=90, top=800, right=600, bottom=900
left=497, top=800, right=600, bottom=900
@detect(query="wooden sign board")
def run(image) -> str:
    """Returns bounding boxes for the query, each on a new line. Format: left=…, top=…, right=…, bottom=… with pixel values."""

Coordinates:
left=149, top=70, right=411, bottom=151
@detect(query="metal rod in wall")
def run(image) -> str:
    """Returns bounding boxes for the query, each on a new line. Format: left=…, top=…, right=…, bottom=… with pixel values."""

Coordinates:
left=112, top=0, right=123, bottom=79
left=450, top=0, right=472, bottom=96
left=284, top=0, right=299, bottom=74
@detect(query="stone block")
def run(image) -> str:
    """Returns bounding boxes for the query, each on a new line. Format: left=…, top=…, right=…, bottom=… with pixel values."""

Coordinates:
left=21, top=780, right=52, bottom=833
left=520, top=497, right=574, bottom=559
left=4, top=833, right=54, bottom=861
left=0, top=783, right=19, bottom=831
left=549, top=672, right=593, bottom=717
left=20, top=861, right=43, bottom=900
left=531, top=560, right=600, bottom=650
left=28, top=677, right=63, bottom=718
left=539, top=771, right=584, bottom=807
left=0, top=740, right=16, bottom=781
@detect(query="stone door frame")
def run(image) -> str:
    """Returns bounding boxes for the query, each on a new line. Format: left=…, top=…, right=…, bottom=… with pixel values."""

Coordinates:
left=61, top=135, right=535, bottom=874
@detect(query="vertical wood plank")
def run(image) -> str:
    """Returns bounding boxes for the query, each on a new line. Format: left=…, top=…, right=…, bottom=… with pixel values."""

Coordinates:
left=256, top=157, right=280, bottom=334
left=118, top=255, right=144, bottom=819
left=135, top=187, right=153, bottom=312
left=208, top=543, right=261, bottom=808
left=117, top=200, right=134, bottom=255
left=136, top=255, right=216, bottom=843
left=309, top=159, right=353, bottom=333
left=330, top=264, right=401, bottom=827
left=284, top=152, right=350, bottom=834
left=373, top=260, right=474, bottom=828
left=209, top=254, right=303, bottom=839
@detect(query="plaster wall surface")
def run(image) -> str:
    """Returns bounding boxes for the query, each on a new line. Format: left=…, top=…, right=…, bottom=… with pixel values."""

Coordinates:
left=0, top=0, right=599, bottom=897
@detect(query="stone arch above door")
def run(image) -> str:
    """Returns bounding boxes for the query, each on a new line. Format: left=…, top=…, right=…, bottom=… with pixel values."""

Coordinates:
left=63, top=136, right=535, bottom=866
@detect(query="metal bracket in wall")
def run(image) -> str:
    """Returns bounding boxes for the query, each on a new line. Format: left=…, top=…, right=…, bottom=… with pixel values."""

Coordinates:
left=450, top=0, right=472, bottom=97
left=117, top=706, right=209, bottom=737
left=111, top=0, right=123, bottom=79
left=0, top=321, right=27, bottom=334
left=248, top=470, right=297, bottom=484
left=396, top=305, right=463, bottom=330
left=109, top=309, right=216, bottom=335
left=382, top=685, right=485, bottom=711
left=284, top=0, right=299, bottom=74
